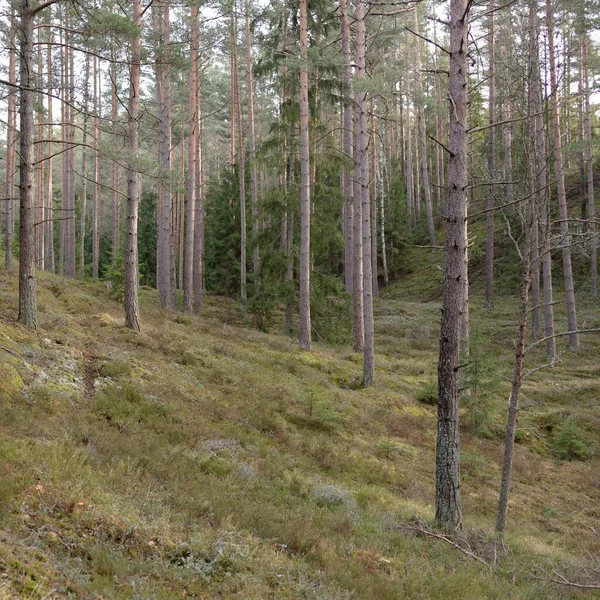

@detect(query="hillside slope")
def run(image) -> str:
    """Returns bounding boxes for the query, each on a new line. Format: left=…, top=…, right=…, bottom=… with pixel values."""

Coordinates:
left=0, top=261, right=598, bottom=599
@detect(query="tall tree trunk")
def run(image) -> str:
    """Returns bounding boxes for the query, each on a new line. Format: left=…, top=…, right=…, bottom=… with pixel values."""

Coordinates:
left=436, top=0, right=470, bottom=531
left=355, top=0, right=374, bottom=386
left=184, top=5, right=199, bottom=313
left=584, top=36, right=597, bottom=297
left=17, top=0, right=36, bottom=329
left=155, top=2, right=175, bottom=310
left=124, top=0, right=142, bottom=332
left=79, top=54, right=89, bottom=276
left=546, top=0, right=579, bottom=352
left=193, top=70, right=205, bottom=314
left=92, top=56, right=101, bottom=279
left=405, top=55, right=415, bottom=228
left=413, top=8, right=436, bottom=247
left=530, top=1, right=555, bottom=360
left=5, top=10, right=16, bottom=270
left=45, top=17, right=54, bottom=272
left=378, top=146, right=389, bottom=285
left=67, top=30, right=76, bottom=277
left=298, top=0, right=311, bottom=350
left=370, top=103, right=378, bottom=299
left=485, top=6, right=495, bottom=309
left=36, top=29, right=45, bottom=269
left=232, top=6, right=247, bottom=315
left=341, top=0, right=353, bottom=296
left=111, top=53, right=120, bottom=267
left=245, top=0, right=260, bottom=291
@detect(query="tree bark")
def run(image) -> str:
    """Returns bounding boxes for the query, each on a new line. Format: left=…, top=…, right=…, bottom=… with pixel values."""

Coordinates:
left=111, top=53, right=120, bottom=268
left=79, top=53, right=89, bottom=276
left=17, top=0, right=37, bottom=329
left=298, top=0, right=311, bottom=350
left=530, top=1, right=556, bottom=360
left=413, top=8, right=436, bottom=247
left=485, top=6, right=495, bottom=309
left=124, top=0, right=142, bottom=332
left=45, top=14, right=54, bottom=272
left=92, top=55, right=101, bottom=279
left=341, top=0, right=353, bottom=296
left=584, top=36, right=597, bottom=297
left=244, top=0, right=260, bottom=291
left=496, top=215, right=532, bottom=534
left=184, top=4, right=199, bottom=313
left=370, top=102, right=379, bottom=299
left=546, top=0, right=579, bottom=352
left=5, top=10, right=16, bottom=270
left=155, top=2, right=175, bottom=310
left=436, top=0, right=469, bottom=531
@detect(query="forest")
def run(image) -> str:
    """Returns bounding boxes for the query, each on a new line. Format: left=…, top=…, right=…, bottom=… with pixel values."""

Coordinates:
left=0, top=0, right=599, bottom=597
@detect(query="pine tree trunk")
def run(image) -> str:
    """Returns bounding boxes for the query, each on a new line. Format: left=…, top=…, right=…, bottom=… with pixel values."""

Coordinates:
left=298, top=0, right=311, bottom=350
left=36, top=30, right=45, bottom=269
left=413, top=8, right=436, bottom=247
left=584, top=36, right=597, bottom=297
left=124, top=0, right=142, bottom=331
left=184, top=5, right=199, bottom=313
left=79, top=54, right=89, bottom=276
left=436, top=0, right=469, bottom=531
left=530, top=1, right=555, bottom=360
left=405, top=54, right=415, bottom=228
left=5, top=10, right=16, bottom=270
left=111, top=54, right=120, bottom=267
left=45, top=18, right=54, bottom=272
left=546, top=0, right=579, bottom=352
left=92, top=56, right=101, bottom=279
left=355, top=0, right=374, bottom=386
left=17, top=0, right=37, bottom=329
left=245, top=0, right=260, bottom=291
left=485, top=7, right=495, bottom=309
left=341, top=0, right=353, bottom=296
left=193, top=71, right=204, bottom=314
left=370, top=104, right=379, bottom=299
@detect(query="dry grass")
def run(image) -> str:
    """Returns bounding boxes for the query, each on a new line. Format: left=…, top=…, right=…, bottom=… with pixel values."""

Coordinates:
left=0, top=256, right=597, bottom=599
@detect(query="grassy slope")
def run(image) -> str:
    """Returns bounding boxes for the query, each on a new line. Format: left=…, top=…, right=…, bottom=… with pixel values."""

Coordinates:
left=0, top=253, right=598, bottom=599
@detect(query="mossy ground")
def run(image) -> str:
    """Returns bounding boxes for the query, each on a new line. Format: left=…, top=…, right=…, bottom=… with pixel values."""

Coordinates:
left=0, top=254, right=598, bottom=599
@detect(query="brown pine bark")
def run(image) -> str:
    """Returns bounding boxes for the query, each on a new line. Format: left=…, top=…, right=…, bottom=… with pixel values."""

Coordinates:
left=193, top=70, right=205, bottom=315
left=436, top=0, right=469, bottom=531
left=341, top=0, right=353, bottom=296
left=370, top=103, right=378, bottom=299
left=17, top=0, right=37, bottom=329
left=36, top=28, right=45, bottom=269
left=584, top=36, right=597, bottom=297
left=45, top=18, right=54, bottom=272
left=244, top=0, right=260, bottom=291
left=124, top=0, right=142, bottom=332
left=5, top=10, right=16, bottom=270
left=111, top=54, right=120, bottom=267
left=231, top=6, right=247, bottom=314
left=546, top=0, right=579, bottom=352
left=92, top=55, right=101, bottom=280
left=298, top=0, right=311, bottom=350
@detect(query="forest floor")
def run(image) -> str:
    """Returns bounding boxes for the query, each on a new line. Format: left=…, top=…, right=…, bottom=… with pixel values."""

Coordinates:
left=0, top=252, right=599, bottom=599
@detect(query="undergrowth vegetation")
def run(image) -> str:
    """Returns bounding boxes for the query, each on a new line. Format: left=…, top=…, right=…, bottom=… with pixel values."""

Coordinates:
left=0, top=252, right=598, bottom=599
